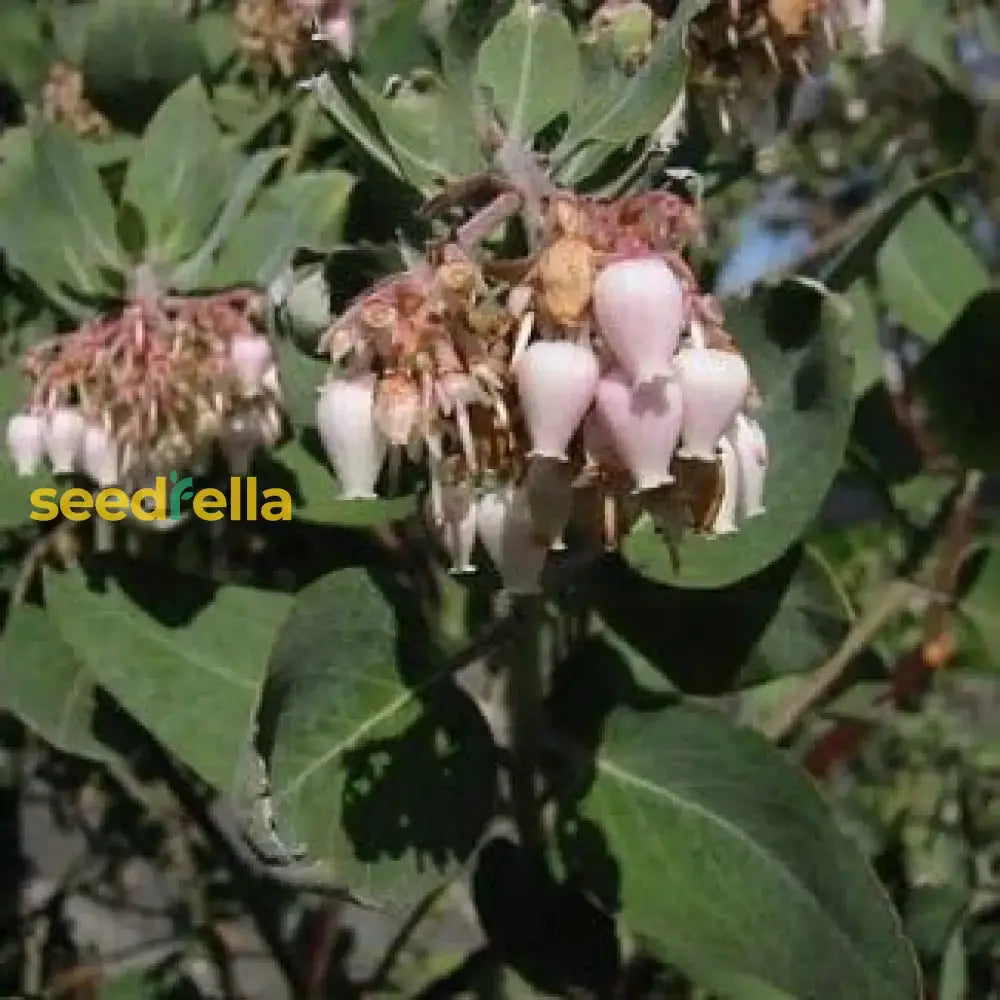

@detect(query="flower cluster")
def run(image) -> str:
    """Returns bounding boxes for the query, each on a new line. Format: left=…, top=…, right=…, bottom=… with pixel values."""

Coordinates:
left=41, top=62, right=111, bottom=140
left=314, top=190, right=769, bottom=594
left=235, top=0, right=352, bottom=76
left=6, top=290, right=283, bottom=493
left=590, top=0, right=885, bottom=139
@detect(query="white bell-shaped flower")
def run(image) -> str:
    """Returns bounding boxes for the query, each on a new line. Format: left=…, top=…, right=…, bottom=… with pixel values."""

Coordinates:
left=516, top=340, right=599, bottom=461
left=476, top=485, right=548, bottom=596
left=592, top=257, right=684, bottom=385
left=82, top=423, right=119, bottom=487
left=316, top=373, right=387, bottom=499
left=230, top=334, right=274, bottom=397
left=6, top=412, right=46, bottom=476
left=594, top=369, right=682, bottom=492
left=439, top=481, right=478, bottom=575
left=675, top=346, right=749, bottom=461
left=728, top=412, right=767, bottom=518
left=45, top=406, right=86, bottom=474
left=711, top=437, right=739, bottom=536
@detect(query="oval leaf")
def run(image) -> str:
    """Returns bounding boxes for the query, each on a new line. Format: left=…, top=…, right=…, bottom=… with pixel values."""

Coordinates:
left=476, top=1, right=580, bottom=141
left=557, top=704, right=921, bottom=1000
left=46, top=562, right=293, bottom=793
left=260, top=568, right=495, bottom=907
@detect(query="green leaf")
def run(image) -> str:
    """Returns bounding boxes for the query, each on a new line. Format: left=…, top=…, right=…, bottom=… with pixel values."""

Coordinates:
left=956, top=542, right=1000, bottom=673
left=622, top=283, right=856, bottom=588
left=82, top=0, right=204, bottom=131
left=476, top=1, right=580, bottom=141
left=587, top=546, right=851, bottom=695
left=261, top=568, right=495, bottom=907
left=0, top=605, right=107, bottom=765
left=351, top=72, right=487, bottom=194
left=912, top=290, right=1000, bottom=472
left=169, top=148, right=286, bottom=291
left=313, top=71, right=405, bottom=182
left=122, top=78, right=235, bottom=266
left=557, top=704, right=921, bottom=1000
left=46, top=563, right=293, bottom=792
left=553, top=0, right=707, bottom=165
left=358, top=0, right=438, bottom=88
left=823, top=168, right=969, bottom=291
left=876, top=198, right=990, bottom=345
left=262, top=436, right=418, bottom=527
left=0, top=4, right=51, bottom=94
left=844, top=279, right=883, bottom=397
left=0, top=123, right=126, bottom=305
left=205, top=170, right=357, bottom=290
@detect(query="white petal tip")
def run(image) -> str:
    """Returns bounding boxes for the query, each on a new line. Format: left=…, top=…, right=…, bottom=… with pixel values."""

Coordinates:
left=676, top=448, right=717, bottom=463
left=631, top=476, right=675, bottom=495
left=743, top=505, right=766, bottom=519
left=549, top=540, right=568, bottom=552
left=526, top=449, right=571, bottom=462
left=448, top=565, right=478, bottom=576
left=339, top=490, right=378, bottom=501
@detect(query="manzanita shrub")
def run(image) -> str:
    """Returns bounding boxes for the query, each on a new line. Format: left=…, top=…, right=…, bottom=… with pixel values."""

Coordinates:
left=1, top=0, right=1000, bottom=998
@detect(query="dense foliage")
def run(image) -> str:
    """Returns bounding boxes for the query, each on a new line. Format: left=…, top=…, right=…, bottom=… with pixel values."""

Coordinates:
left=1, top=1, right=999, bottom=998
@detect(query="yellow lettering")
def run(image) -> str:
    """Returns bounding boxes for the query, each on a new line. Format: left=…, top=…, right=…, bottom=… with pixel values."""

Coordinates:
left=131, top=478, right=168, bottom=521
left=261, top=489, right=293, bottom=521
left=29, top=488, right=59, bottom=521
left=61, top=488, right=93, bottom=521
left=95, top=488, right=129, bottom=521
left=193, top=489, right=226, bottom=522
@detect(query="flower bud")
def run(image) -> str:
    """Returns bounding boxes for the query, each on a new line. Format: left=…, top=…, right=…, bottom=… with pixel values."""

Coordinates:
left=516, top=340, right=599, bottom=461
left=82, top=423, right=119, bottom=487
left=729, top=412, right=767, bottom=518
left=45, top=406, right=86, bottom=474
left=593, top=257, right=684, bottom=385
left=675, top=346, right=749, bottom=461
left=316, top=373, right=387, bottom=499
left=712, top=437, right=739, bottom=536
left=230, top=334, right=273, bottom=396
left=594, top=369, right=682, bottom=492
left=6, top=412, right=45, bottom=476
left=476, top=485, right=547, bottom=596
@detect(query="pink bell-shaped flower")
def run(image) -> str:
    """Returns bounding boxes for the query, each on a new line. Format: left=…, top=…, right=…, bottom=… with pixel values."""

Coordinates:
left=476, top=485, right=548, bottom=595
left=45, top=406, right=86, bottom=474
left=82, top=423, right=119, bottom=487
left=230, top=333, right=273, bottom=397
left=316, top=373, right=388, bottom=499
left=675, top=346, right=749, bottom=461
left=440, top=481, right=477, bottom=575
left=516, top=340, right=599, bottom=461
left=728, top=412, right=767, bottom=518
left=6, top=412, right=46, bottom=476
left=594, top=369, right=683, bottom=492
left=711, top=437, right=739, bottom=536
left=592, top=257, right=684, bottom=385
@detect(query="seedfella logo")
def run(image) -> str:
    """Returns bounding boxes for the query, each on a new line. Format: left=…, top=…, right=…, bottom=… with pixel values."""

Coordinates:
left=30, top=473, right=293, bottom=523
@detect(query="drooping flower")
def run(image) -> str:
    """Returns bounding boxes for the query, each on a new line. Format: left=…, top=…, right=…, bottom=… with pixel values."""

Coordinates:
left=316, top=373, right=387, bottom=499
left=515, top=340, right=599, bottom=461
left=45, top=406, right=86, bottom=474
left=712, top=436, right=739, bottom=535
left=594, top=369, right=683, bottom=492
left=675, top=342, right=750, bottom=462
left=476, top=484, right=548, bottom=596
left=81, top=423, right=119, bottom=487
left=592, top=257, right=685, bottom=386
left=230, top=332, right=275, bottom=397
left=6, top=412, right=46, bottom=477
left=728, top=412, right=768, bottom=518
left=439, top=479, right=478, bottom=576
